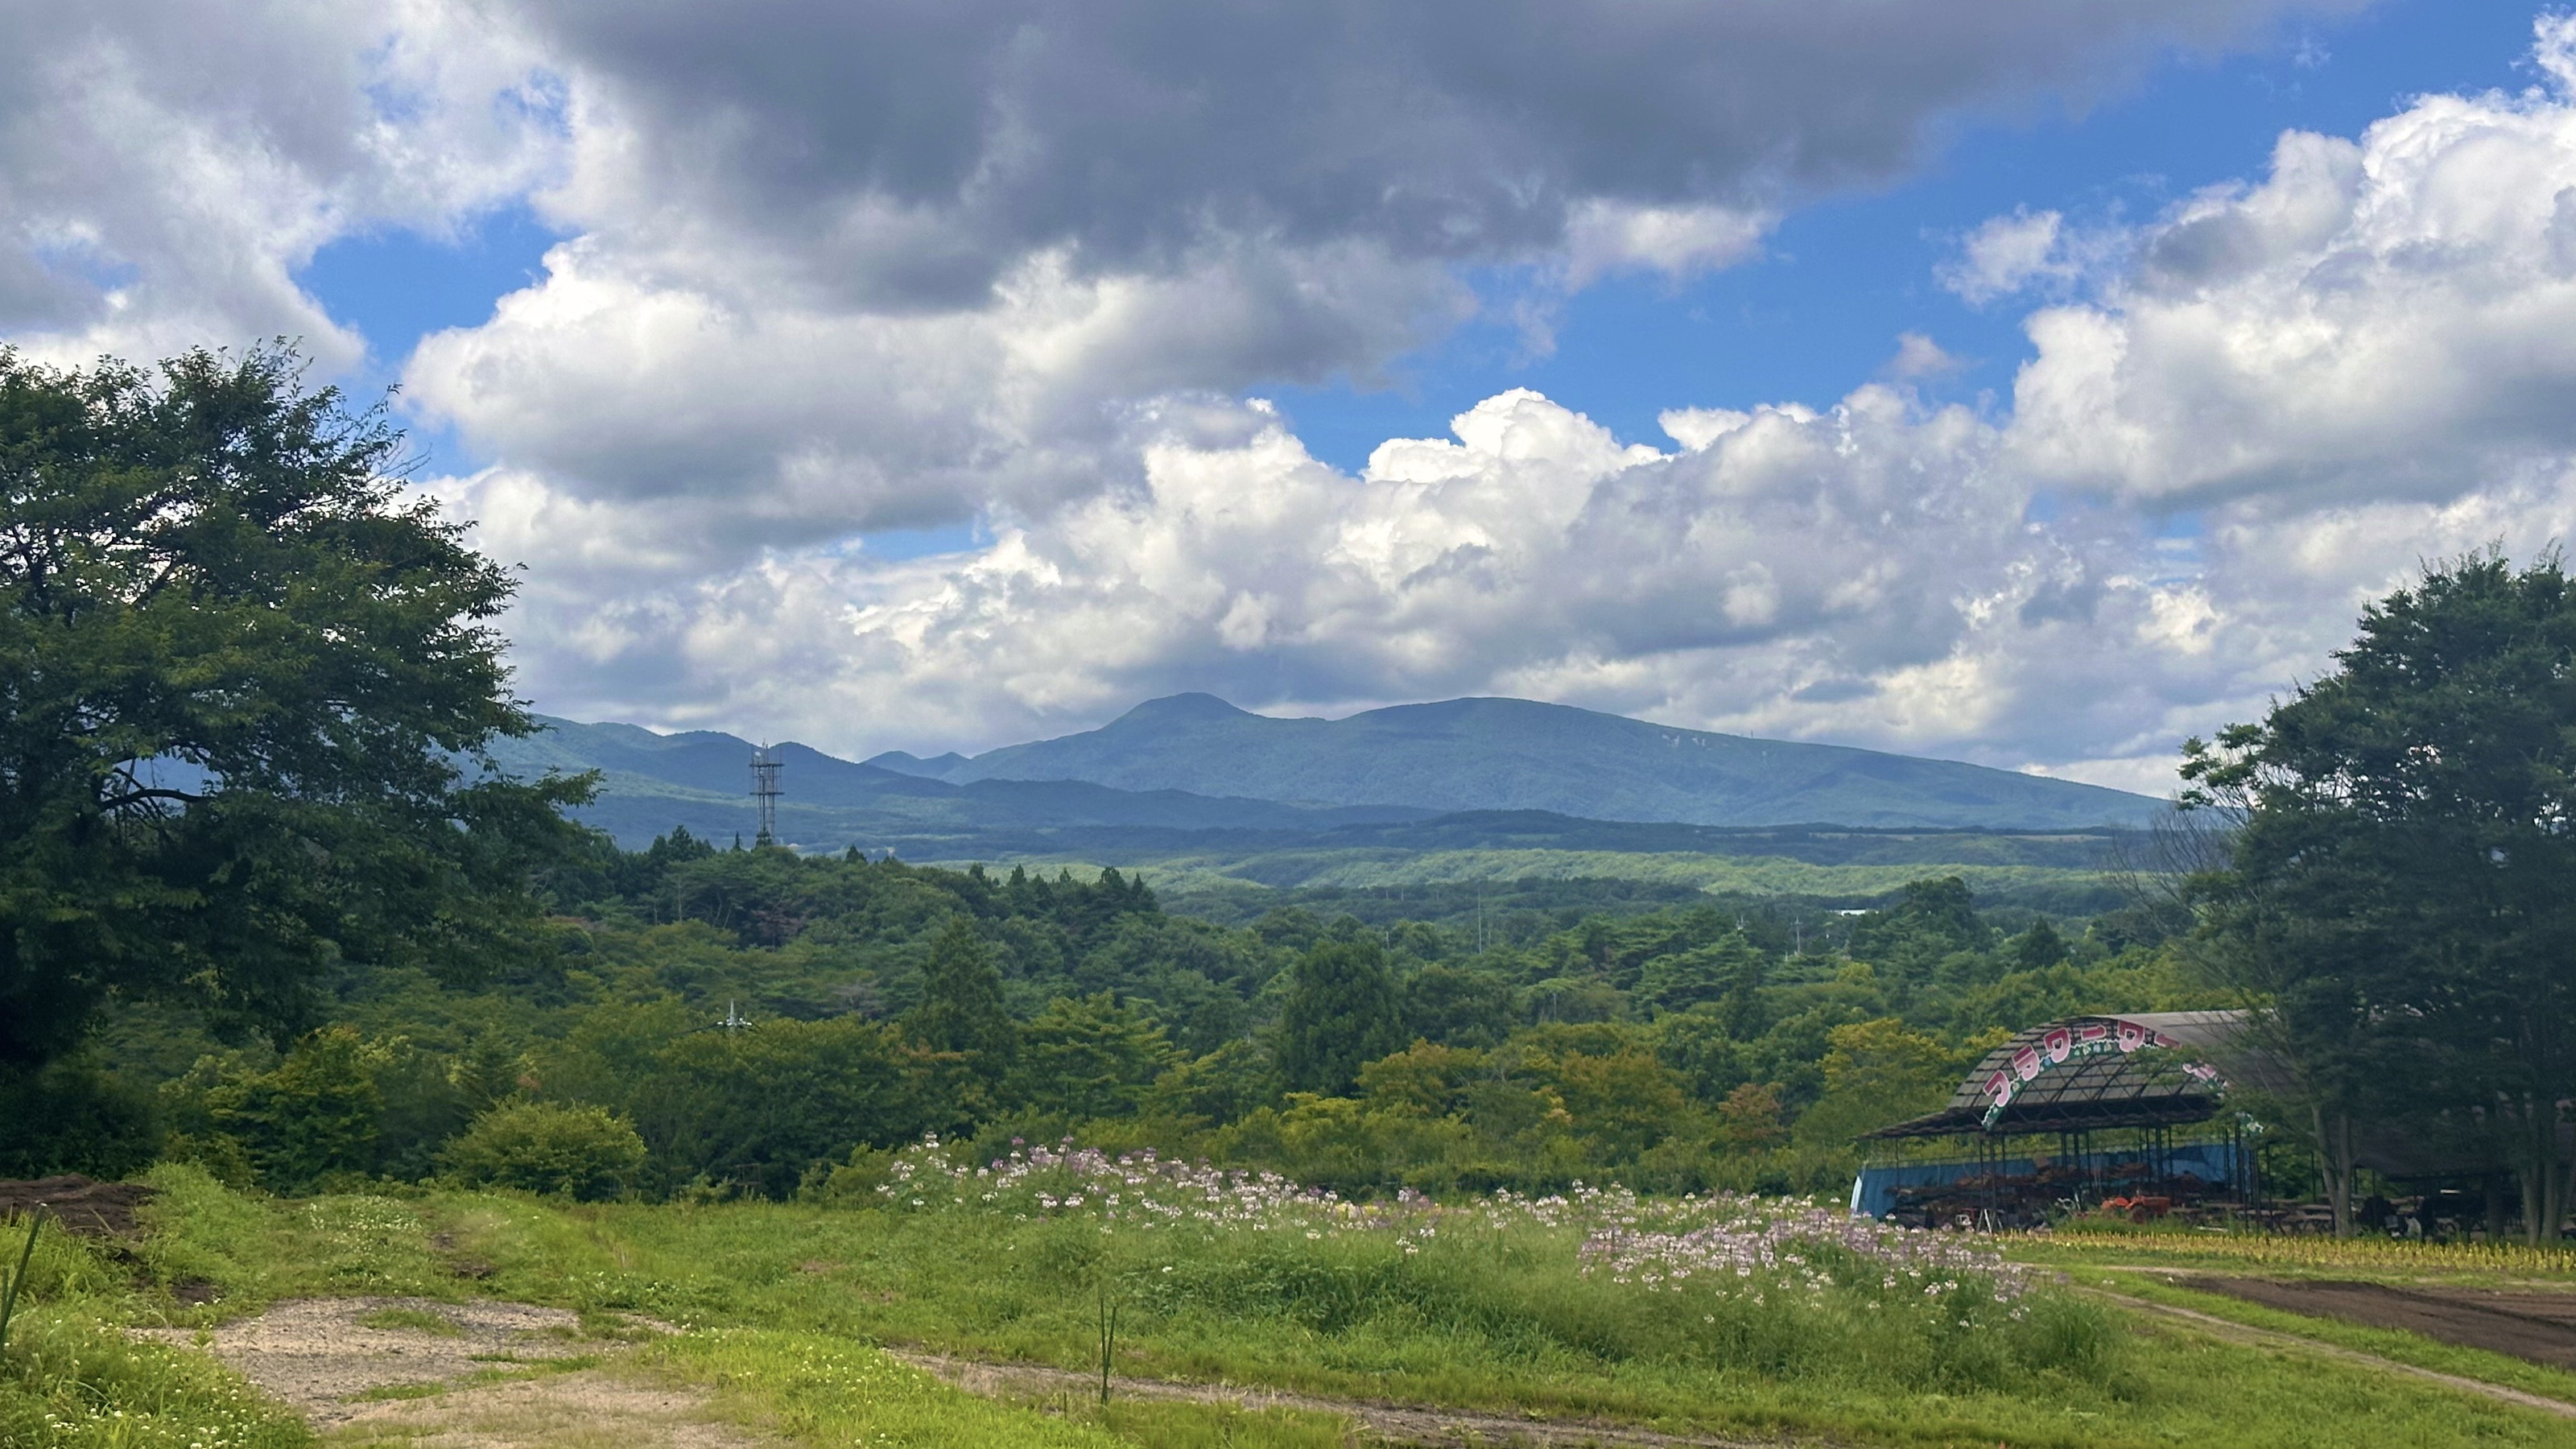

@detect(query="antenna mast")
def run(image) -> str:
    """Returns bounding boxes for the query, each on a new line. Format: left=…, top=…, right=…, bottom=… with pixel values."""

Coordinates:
left=750, top=743, right=782, bottom=844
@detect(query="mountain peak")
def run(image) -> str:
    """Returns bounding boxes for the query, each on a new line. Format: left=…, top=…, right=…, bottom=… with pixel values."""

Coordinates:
left=1113, top=692, right=1254, bottom=725
left=951, top=691, right=2161, bottom=829
left=863, top=749, right=971, bottom=779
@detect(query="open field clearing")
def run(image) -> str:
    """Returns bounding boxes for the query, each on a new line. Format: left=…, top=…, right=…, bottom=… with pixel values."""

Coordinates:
left=1025, top=848, right=2119, bottom=913
left=10, top=1164, right=2576, bottom=1448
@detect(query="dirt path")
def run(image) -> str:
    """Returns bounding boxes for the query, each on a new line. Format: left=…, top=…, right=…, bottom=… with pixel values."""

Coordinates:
left=2177, top=1276, right=2576, bottom=1370
left=893, top=1351, right=1798, bottom=1447
left=322, top=1372, right=761, bottom=1449
left=147, top=1296, right=1802, bottom=1448
left=133, top=1297, right=766, bottom=1449
left=168, top=1290, right=2576, bottom=1447
left=2090, top=1288, right=2576, bottom=1420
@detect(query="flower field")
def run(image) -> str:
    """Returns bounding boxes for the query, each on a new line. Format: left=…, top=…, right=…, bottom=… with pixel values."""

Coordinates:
left=858, top=1135, right=2119, bottom=1395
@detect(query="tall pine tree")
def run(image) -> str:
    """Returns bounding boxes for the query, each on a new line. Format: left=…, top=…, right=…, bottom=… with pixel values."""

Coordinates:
left=906, top=917, right=1018, bottom=1100
left=1278, top=937, right=1406, bottom=1095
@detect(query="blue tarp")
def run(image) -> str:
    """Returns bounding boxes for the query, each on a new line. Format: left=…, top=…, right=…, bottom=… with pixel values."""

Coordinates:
left=1850, top=1142, right=2244, bottom=1219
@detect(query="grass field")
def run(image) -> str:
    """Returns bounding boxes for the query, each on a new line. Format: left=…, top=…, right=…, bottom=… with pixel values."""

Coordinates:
left=10, top=1161, right=2576, bottom=1448
left=989, top=848, right=2120, bottom=910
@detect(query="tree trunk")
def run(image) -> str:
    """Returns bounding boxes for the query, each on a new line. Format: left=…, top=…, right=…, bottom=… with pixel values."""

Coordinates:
left=2317, top=1105, right=2356, bottom=1238
left=2515, top=1096, right=2567, bottom=1245
left=2555, top=1144, right=2576, bottom=1245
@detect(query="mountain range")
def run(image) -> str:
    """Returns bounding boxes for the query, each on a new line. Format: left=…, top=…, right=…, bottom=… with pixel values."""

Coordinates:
left=489, top=693, right=2160, bottom=857
left=865, top=694, right=2156, bottom=831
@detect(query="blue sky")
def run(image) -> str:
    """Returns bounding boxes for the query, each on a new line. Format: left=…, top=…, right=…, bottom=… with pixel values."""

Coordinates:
left=1273, top=0, right=2548, bottom=469
left=15, top=1, right=2576, bottom=783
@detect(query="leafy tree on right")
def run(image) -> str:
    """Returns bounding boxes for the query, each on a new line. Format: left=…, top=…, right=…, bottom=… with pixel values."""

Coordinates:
left=2186, top=551, right=2576, bottom=1240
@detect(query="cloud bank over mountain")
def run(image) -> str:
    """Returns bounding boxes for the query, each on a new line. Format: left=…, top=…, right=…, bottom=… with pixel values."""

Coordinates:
left=25, top=1, right=2576, bottom=796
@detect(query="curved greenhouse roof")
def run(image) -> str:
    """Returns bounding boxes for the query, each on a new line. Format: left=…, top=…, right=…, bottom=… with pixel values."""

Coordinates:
left=1860, top=1011, right=2246, bottom=1140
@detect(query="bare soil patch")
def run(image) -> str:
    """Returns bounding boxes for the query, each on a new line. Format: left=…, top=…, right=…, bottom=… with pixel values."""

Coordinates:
left=2180, top=1277, right=2576, bottom=1372
left=132, top=1295, right=759, bottom=1449
left=133, top=1297, right=599, bottom=1421
left=163, top=1298, right=1798, bottom=1447
left=895, top=1350, right=1797, bottom=1447
left=326, top=1373, right=762, bottom=1449
left=0, top=1174, right=157, bottom=1237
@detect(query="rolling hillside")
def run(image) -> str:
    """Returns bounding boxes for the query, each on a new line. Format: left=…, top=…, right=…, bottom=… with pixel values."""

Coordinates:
left=484, top=716, right=1431, bottom=853
left=877, top=693, right=2163, bottom=830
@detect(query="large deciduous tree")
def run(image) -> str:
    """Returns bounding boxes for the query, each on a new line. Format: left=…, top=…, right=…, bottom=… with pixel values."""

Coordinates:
left=2185, top=551, right=2576, bottom=1239
left=0, top=345, right=589, bottom=1074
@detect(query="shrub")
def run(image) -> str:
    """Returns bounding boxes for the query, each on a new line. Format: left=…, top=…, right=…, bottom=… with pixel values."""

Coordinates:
left=549, top=1012, right=937, bottom=1199
left=199, top=1028, right=386, bottom=1191
left=0, top=1061, right=159, bottom=1179
left=439, top=1101, right=646, bottom=1200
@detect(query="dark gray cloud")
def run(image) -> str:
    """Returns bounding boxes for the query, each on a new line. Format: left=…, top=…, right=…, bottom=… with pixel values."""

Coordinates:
left=522, top=0, right=2354, bottom=304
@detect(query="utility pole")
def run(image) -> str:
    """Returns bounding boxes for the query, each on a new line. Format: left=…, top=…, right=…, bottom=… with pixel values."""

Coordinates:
left=750, top=744, right=782, bottom=844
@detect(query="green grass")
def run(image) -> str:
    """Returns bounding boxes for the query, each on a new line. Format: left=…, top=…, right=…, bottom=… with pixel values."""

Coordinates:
left=2089, top=1270, right=2576, bottom=1408
left=0, top=1176, right=1356, bottom=1449
left=0, top=1307, right=314, bottom=1449
left=23, top=1172, right=2576, bottom=1448
left=108, top=1172, right=2576, bottom=1448
left=128, top=1167, right=464, bottom=1320
left=354, top=1307, right=464, bottom=1336
left=650, top=1329, right=1141, bottom=1448
left=0, top=1200, right=318, bottom=1449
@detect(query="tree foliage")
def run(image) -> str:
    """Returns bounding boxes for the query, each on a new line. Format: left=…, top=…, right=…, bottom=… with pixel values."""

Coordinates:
left=1005, top=992, right=1179, bottom=1120
left=2186, top=551, right=2576, bottom=1237
left=906, top=917, right=1018, bottom=1079
left=440, top=1100, right=647, bottom=1201
left=0, top=346, right=589, bottom=1071
left=1278, top=937, right=1406, bottom=1094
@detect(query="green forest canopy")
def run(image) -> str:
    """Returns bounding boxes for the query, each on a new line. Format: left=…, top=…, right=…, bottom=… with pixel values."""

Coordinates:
left=14, top=822, right=2219, bottom=1199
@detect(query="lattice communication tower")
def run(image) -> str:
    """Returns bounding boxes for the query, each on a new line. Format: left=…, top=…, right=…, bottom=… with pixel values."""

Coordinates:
left=750, top=744, right=782, bottom=844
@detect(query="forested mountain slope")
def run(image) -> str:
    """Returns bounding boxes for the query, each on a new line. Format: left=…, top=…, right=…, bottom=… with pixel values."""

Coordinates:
left=902, top=693, right=2163, bottom=829
left=486, top=716, right=1432, bottom=850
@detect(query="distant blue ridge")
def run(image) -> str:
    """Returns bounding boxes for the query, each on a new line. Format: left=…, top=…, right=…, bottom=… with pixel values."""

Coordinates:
left=941, top=694, right=2161, bottom=831
left=484, top=694, right=2164, bottom=854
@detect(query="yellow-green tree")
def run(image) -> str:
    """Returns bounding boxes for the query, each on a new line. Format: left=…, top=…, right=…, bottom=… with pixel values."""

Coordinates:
left=1793, top=1018, right=1962, bottom=1146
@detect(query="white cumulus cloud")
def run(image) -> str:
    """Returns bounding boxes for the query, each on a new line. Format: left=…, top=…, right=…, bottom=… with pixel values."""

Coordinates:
left=2008, top=34, right=2576, bottom=506
left=0, top=0, right=561, bottom=368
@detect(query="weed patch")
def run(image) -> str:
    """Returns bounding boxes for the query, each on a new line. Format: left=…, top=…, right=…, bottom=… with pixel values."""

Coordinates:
left=0, top=1308, right=312, bottom=1449
left=356, top=1307, right=462, bottom=1337
left=650, top=1329, right=1127, bottom=1447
